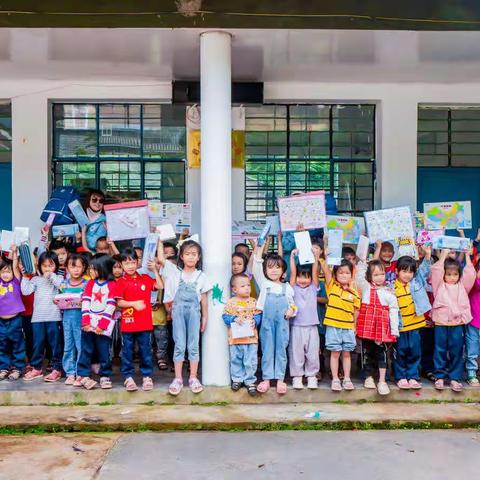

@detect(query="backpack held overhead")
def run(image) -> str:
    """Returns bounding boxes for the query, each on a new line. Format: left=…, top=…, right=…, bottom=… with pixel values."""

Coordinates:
left=40, top=187, right=80, bottom=225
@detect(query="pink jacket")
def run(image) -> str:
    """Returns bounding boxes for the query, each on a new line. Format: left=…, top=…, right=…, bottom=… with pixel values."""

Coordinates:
left=469, top=277, right=480, bottom=329
left=431, top=262, right=476, bottom=326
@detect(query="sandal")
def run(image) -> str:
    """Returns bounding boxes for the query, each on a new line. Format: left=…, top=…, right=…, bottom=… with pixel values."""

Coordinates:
left=246, top=384, right=257, bottom=397
left=408, top=379, right=422, bottom=390
left=231, top=381, right=243, bottom=392
left=434, top=378, right=444, bottom=391
left=124, top=377, right=138, bottom=392
left=64, top=375, right=76, bottom=386
left=397, top=379, right=410, bottom=390
left=276, top=380, right=287, bottom=395
left=168, top=378, right=183, bottom=396
left=80, top=376, right=97, bottom=390
left=450, top=380, right=463, bottom=392
left=100, top=377, right=113, bottom=389
left=364, top=376, right=376, bottom=389
left=0, top=369, right=9, bottom=381
left=73, top=376, right=83, bottom=387
left=468, top=377, right=480, bottom=387
left=8, top=369, right=21, bottom=381
left=256, top=380, right=270, bottom=393
left=189, top=377, right=204, bottom=394
left=342, top=378, right=355, bottom=391
left=142, top=376, right=154, bottom=391
left=157, top=359, right=168, bottom=370
left=331, top=379, right=342, bottom=392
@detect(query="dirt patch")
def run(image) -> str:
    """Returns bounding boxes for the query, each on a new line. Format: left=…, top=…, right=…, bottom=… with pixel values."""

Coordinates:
left=0, top=433, right=120, bottom=480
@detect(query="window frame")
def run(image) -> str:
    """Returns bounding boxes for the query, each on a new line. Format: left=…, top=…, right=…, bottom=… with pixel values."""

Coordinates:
left=244, top=103, right=376, bottom=219
left=51, top=102, right=186, bottom=202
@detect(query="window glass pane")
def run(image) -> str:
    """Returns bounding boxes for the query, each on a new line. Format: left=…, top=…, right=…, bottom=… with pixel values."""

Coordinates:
left=418, top=108, right=448, bottom=120
left=333, top=162, right=373, bottom=214
left=99, top=117, right=141, bottom=157
left=99, top=104, right=141, bottom=119
left=144, top=161, right=185, bottom=202
left=0, top=103, right=11, bottom=164
left=451, top=155, right=480, bottom=166
left=99, top=161, right=141, bottom=201
left=54, top=161, right=96, bottom=190
left=418, top=155, right=448, bottom=167
left=143, top=121, right=186, bottom=159
left=54, top=104, right=96, bottom=119
left=54, top=119, right=97, bottom=158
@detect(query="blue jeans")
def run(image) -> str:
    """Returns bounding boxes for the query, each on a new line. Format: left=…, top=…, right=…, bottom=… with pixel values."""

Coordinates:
left=121, top=331, right=153, bottom=378
left=260, top=290, right=289, bottom=380
left=394, top=329, right=421, bottom=380
left=77, top=331, right=112, bottom=378
left=0, top=315, right=25, bottom=371
left=153, top=325, right=169, bottom=360
left=434, top=325, right=465, bottom=381
left=172, top=303, right=200, bottom=362
left=229, top=343, right=258, bottom=385
left=62, top=309, right=82, bottom=376
left=465, top=324, right=480, bottom=377
left=31, top=321, right=62, bottom=371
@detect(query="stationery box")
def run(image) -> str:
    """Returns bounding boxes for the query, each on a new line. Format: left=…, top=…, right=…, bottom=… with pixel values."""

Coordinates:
left=54, top=293, right=83, bottom=310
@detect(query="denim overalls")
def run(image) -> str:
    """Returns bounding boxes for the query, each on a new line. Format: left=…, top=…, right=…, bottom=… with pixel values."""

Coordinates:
left=260, top=283, right=290, bottom=380
left=172, top=272, right=201, bottom=363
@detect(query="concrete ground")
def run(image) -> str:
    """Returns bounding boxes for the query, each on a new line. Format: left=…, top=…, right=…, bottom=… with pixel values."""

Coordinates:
left=2, top=431, right=480, bottom=480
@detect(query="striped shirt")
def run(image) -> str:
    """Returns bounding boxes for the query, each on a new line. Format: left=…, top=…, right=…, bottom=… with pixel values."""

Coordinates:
left=324, top=280, right=361, bottom=330
left=394, top=280, right=426, bottom=332
left=21, top=274, right=63, bottom=323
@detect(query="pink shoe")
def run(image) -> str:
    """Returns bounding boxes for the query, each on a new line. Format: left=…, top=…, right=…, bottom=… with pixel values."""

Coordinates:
left=44, top=369, right=62, bottom=382
left=23, top=368, right=43, bottom=381
left=64, top=375, right=76, bottom=386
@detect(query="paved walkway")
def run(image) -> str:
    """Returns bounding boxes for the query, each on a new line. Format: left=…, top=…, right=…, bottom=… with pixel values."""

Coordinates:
left=2, top=431, right=480, bottom=480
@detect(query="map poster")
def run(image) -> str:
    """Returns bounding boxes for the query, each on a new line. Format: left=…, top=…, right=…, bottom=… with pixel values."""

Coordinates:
left=364, top=206, right=414, bottom=243
left=424, top=201, right=472, bottom=230
left=148, top=202, right=192, bottom=234
left=277, top=191, right=326, bottom=232
left=326, top=215, right=365, bottom=244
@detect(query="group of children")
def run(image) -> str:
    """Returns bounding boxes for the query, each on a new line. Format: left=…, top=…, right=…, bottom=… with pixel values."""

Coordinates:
left=1, top=187, right=480, bottom=397
left=226, top=229, right=480, bottom=396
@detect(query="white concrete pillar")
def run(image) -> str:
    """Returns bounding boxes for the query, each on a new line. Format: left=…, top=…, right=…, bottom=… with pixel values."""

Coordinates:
left=200, top=31, right=232, bottom=386
left=377, top=96, right=418, bottom=210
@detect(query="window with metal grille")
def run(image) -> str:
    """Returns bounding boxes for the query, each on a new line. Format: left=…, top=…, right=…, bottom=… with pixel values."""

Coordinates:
left=52, top=103, right=186, bottom=203
left=418, top=106, right=480, bottom=167
left=245, top=104, right=375, bottom=219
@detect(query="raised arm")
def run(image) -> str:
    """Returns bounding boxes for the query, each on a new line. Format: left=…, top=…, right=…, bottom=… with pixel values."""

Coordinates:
left=322, top=239, right=333, bottom=286
left=373, top=239, right=382, bottom=260
left=148, top=260, right=164, bottom=290
left=430, top=249, right=449, bottom=296
left=289, top=248, right=298, bottom=286
left=107, top=238, right=120, bottom=256
left=277, top=231, right=283, bottom=258
left=252, top=242, right=267, bottom=289
left=156, top=239, right=166, bottom=267
left=462, top=244, right=476, bottom=293
left=11, top=245, right=21, bottom=280
left=81, top=225, right=93, bottom=254
left=311, top=248, right=320, bottom=288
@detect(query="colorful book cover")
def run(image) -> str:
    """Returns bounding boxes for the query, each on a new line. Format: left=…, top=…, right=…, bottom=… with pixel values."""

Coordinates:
left=326, top=215, right=365, bottom=244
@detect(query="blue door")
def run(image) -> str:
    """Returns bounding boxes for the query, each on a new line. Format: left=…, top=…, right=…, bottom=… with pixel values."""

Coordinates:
left=417, top=167, right=480, bottom=237
left=0, top=163, right=12, bottom=230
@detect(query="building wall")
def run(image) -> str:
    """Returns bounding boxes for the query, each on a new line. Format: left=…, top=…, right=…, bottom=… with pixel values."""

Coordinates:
left=3, top=79, right=480, bottom=242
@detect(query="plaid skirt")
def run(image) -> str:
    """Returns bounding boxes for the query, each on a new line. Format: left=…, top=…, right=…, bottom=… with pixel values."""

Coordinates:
left=356, top=287, right=396, bottom=343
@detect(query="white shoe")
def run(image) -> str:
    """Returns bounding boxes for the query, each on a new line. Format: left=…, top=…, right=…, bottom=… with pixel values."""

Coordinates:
left=307, top=376, right=318, bottom=389
left=377, top=381, right=391, bottom=396
left=292, top=377, right=304, bottom=389
left=364, top=376, right=376, bottom=389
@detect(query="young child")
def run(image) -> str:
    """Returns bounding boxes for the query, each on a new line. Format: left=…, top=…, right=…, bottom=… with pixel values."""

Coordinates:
left=288, top=249, right=321, bottom=389
left=57, top=253, right=89, bottom=385
left=158, top=240, right=212, bottom=396
left=0, top=247, right=26, bottom=380
left=322, top=258, right=361, bottom=391
left=431, top=249, right=476, bottom=392
left=393, top=249, right=432, bottom=390
left=234, top=243, right=251, bottom=261
left=76, top=254, right=117, bottom=390
left=110, top=254, right=123, bottom=359
left=115, top=247, right=162, bottom=392
left=355, top=257, right=400, bottom=395
left=374, top=240, right=397, bottom=288
left=232, top=252, right=248, bottom=275
left=467, top=261, right=480, bottom=386
left=252, top=242, right=296, bottom=395
left=49, top=239, right=69, bottom=277
left=21, top=251, right=63, bottom=382
left=223, top=273, right=262, bottom=396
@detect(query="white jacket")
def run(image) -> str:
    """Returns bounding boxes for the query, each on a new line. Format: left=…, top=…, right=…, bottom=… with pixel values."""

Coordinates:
left=355, top=261, right=400, bottom=337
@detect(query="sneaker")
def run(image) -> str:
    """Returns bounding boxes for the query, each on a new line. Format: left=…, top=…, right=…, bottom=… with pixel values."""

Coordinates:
left=364, top=376, right=376, bottom=389
left=377, top=382, right=390, bottom=396
left=331, top=379, right=342, bottom=391
left=23, top=368, right=43, bottom=381
left=231, top=381, right=243, bottom=392
left=64, top=375, right=76, bottom=386
left=307, top=376, right=318, bottom=389
left=468, top=376, right=480, bottom=387
left=0, top=370, right=9, bottom=381
left=342, top=378, right=355, bottom=391
left=73, top=376, right=83, bottom=387
left=246, top=384, right=258, bottom=397
left=292, top=377, right=304, bottom=390
left=44, top=369, right=62, bottom=382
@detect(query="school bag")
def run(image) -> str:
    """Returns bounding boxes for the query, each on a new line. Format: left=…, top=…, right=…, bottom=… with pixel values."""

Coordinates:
left=40, top=186, right=80, bottom=225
